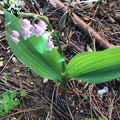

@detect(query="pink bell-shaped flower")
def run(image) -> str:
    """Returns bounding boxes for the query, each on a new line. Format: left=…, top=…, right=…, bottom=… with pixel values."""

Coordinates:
left=37, top=21, right=47, bottom=31
left=21, top=28, right=31, bottom=40
left=21, top=19, right=32, bottom=30
left=10, top=30, right=20, bottom=44
left=31, top=24, right=45, bottom=36
left=45, top=40, right=54, bottom=51
left=10, top=30, right=20, bottom=38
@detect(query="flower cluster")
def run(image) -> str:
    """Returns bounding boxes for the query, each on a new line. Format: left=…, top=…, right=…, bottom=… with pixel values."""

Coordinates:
left=21, top=19, right=32, bottom=40
left=10, top=19, right=54, bottom=50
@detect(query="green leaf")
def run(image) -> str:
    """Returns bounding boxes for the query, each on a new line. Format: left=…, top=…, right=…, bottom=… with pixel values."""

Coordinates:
left=85, top=118, right=94, bottom=120
left=4, top=103, right=12, bottom=112
left=67, top=47, right=120, bottom=83
left=81, top=94, right=88, bottom=100
left=1, top=92, right=9, bottom=104
left=9, top=0, right=15, bottom=5
left=0, top=109, right=6, bottom=117
left=10, top=91, right=17, bottom=99
left=4, top=99, right=20, bottom=112
left=98, top=117, right=103, bottom=120
left=5, top=10, right=63, bottom=82
left=10, top=99, right=20, bottom=106
left=20, top=89, right=27, bottom=97
left=2, top=72, right=8, bottom=81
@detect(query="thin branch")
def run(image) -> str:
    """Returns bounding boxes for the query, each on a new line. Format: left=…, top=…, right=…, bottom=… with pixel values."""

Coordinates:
left=46, top=0, right=114, bottom=48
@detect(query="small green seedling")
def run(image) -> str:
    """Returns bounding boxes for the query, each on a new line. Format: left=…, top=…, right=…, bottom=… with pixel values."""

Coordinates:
left=0, top=91, right=20, bottom=117
left=81, top=94, right=88, bottom=100
left=20, top=89, right=27, bottom=97
left=2, top=72, right=8, bottom=81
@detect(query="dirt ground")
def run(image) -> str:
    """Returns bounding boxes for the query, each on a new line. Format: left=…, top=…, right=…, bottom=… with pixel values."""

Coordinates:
left=0, top=0, right=120, bottom=120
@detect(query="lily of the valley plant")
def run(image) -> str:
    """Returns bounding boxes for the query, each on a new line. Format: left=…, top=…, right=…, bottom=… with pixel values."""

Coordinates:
left=4, top=10, right=120, bottom=83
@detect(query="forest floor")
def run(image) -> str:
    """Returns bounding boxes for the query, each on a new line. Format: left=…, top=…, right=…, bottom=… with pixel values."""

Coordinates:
left=0, top=0, right=120, bottom=120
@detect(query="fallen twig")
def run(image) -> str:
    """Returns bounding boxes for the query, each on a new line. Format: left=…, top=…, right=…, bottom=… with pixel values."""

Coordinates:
left=3, top=108, right=42, bottom=120
left=46, top=0, right=114, bottom=48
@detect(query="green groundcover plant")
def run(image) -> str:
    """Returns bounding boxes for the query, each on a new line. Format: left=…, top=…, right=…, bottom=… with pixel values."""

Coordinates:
left=0, top=90, right=27, bottom=117
left=0, top=91, right=20, bottom=117
left=4, top=9, right=120, bottom=84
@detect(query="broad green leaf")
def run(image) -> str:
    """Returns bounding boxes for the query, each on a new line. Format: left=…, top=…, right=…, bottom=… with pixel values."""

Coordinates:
left=67, top=47, right=120, bottom=83
left=5, top=10, right=63, bottom=82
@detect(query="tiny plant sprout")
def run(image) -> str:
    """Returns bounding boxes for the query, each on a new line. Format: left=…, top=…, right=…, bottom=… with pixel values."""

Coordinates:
left=21, top=19, right=32, bottom=29
left=10, top=30, right=20, bottom=44
left=98, top=87, right=108, bottom=98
